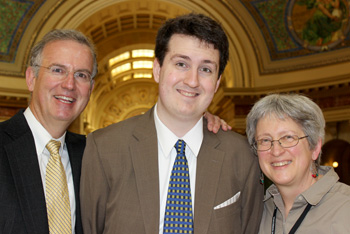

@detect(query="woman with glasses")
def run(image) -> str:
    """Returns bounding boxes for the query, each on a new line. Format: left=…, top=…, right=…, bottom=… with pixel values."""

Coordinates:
left=246, top=93, right=350, bottom=234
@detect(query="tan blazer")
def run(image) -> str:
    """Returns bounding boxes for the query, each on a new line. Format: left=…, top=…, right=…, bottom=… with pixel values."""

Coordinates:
left=80, top=107, right=263, bottom=234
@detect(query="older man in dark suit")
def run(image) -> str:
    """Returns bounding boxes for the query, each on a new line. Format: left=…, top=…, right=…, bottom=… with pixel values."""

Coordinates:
left=0, top=29, right=97, bottom=234
left=81, top=13, right=263, bottom=234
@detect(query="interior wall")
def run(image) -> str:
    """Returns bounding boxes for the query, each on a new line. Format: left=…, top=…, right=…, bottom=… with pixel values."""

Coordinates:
left=0, top=0, right=349, bottom=149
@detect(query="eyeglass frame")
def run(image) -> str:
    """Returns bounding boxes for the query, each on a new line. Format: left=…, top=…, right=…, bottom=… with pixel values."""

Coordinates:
left=252, top=135, right=309, bottom=152
left=33, top=64, right=94, bottom=84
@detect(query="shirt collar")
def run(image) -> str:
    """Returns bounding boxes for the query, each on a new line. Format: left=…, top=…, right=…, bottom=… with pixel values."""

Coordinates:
left=264, top=166, right=338, bottom=205
left=154, top=104, right=203, bottom=158
left=301, top=166, right=338, bottom=205
left=24, top=107, right=66, bottom=155
left=265, top=184, right=278, bottom=202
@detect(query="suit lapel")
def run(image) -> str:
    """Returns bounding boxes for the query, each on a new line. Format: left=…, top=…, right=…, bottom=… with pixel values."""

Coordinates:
left=5, top=112, right=49, bottom=234
left=194, top=128, right=225, bottom=234
left=66, top=132, right=84, bottom=196
left=66, top=132, right=85, bottom=234
left=130, top=108, right=160, bottom=234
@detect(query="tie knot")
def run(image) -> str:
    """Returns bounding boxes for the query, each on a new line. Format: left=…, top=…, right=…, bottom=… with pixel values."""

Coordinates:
left=174, top=139, right=186, bottom=155
left=46, top=140, right=61, bottom=155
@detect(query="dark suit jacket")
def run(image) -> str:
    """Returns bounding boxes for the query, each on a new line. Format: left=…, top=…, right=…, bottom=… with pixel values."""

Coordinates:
left=81, top=107, right=264, bottom=234
left=0, top=110, right=85, bottom=234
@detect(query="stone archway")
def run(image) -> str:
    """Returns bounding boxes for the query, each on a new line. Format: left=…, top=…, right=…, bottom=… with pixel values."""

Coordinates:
left=322, top=139, right=350, bottom=185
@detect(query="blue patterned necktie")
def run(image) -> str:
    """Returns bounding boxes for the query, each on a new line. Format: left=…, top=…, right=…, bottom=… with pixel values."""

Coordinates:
left=163, top=139, right=194, bottom=233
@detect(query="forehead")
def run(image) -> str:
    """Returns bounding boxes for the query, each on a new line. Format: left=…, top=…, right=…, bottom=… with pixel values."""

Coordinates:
left=167, top=34, right=219, bottom=61
left=257, top=114, right=303, bottom=133
left=41, top=40, right=93, bottom=68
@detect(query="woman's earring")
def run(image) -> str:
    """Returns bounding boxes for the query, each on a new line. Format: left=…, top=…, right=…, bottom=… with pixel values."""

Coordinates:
left=311, top=161, right=318, bottom=178
left=260, top=171, right=264, bottom=185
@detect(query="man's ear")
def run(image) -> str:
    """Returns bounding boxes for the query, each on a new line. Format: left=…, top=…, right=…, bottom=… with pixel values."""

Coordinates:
left=26, top=66, right=36, bottom=92
left=153, top=58, right=161, bottom=84
left=90, top=79, right=95, bottom=93
left=214, top=75, right=222, bottom=93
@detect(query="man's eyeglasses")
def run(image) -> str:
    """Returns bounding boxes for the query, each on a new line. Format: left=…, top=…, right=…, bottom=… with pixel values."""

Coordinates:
left=252, top=135, right=309, bottom=151
left=34, top=65, right=93, bottom=84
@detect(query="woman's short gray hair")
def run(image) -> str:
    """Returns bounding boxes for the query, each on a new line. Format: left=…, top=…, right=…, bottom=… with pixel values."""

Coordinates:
left=246, top=93, right=325, bottom=166
left=29, top=29, right=98, bottom=79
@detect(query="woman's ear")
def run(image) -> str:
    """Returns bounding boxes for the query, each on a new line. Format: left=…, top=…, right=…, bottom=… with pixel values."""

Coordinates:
left=312, top=138, right=322, bottom=161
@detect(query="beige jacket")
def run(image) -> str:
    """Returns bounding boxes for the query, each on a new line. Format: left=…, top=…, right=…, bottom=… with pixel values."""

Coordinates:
left=80, top=107, right=264, bottom=234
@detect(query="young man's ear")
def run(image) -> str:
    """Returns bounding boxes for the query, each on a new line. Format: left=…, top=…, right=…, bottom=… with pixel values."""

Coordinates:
left=153, top=58, right=161, bottom=84
left=214, top=75, right=222, bottom=93
left=26, top=66, right=36, bottom=92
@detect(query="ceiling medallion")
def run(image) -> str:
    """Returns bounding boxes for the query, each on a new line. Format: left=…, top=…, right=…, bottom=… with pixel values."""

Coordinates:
left=287, top=0, right=350, bottom=51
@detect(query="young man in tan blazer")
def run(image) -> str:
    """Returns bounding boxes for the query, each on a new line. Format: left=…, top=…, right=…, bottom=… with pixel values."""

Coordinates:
left=80, top=13, right=263, bottom=234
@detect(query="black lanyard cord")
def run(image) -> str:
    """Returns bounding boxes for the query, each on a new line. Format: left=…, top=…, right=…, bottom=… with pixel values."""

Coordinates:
left=271, top=203, right=312, bottom=234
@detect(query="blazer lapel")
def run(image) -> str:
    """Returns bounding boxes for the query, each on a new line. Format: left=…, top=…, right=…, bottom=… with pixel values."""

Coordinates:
left=5, top=112, right=49, bottom=234
left=194, top=128, right=225, bottom=234
left=130, top=108, right=160, bottom=234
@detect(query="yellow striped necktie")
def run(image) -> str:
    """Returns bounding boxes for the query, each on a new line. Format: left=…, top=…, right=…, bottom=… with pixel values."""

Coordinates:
left=45, top=140, right=72, bottom=234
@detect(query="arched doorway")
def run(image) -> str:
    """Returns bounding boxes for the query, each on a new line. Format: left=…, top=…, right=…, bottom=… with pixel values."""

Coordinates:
left=322, top=139, right=350, bottom=185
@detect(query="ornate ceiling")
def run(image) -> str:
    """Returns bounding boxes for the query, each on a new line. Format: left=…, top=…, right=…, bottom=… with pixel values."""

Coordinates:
left=0, top=0, right=349, bottom=134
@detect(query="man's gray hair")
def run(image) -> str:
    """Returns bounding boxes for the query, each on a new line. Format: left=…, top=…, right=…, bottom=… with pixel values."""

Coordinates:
left=29, top=29, right=98, bottom=79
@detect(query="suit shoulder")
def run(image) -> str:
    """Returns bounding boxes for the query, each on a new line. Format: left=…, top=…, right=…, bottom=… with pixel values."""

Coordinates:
left=89, top=114, right=145, bottom=138
left=0, top=119, right=10, bottom=134
left=212, top=130, right=256, bottom=161
left=0, top=110, right=26, bottom=130
left=0, top=110, right=31, bottom=143
left=216, top=129, right=249, bottom=145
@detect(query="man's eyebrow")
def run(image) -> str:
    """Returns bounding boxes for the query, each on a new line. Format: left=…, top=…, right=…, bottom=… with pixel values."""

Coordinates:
left=202, top=59, right=218, bottom=68
left=75, top=68, right=92, bottom=74
left=170, top=54, right=191, bottom=61
left=48, top=63, right=66, bottom=67
left=48, top=63, right=92, bottom=73
left=171, top=54, right=218, bottom=67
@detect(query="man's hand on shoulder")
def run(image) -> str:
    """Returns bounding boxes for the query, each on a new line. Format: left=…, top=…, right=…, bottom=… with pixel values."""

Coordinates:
left=203, top=111, right=232, bottom=133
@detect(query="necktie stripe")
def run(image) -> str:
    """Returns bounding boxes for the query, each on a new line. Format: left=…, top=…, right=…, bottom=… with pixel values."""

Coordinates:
left=163, top=139, right=194, bottom=233
left=45, top=140, right=72, bottom=234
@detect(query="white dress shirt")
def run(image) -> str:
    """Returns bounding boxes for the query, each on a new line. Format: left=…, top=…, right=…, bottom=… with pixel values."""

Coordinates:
left=24, top=108, right=76, bottom=234
left=154, top=104, right=203, bottom=234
